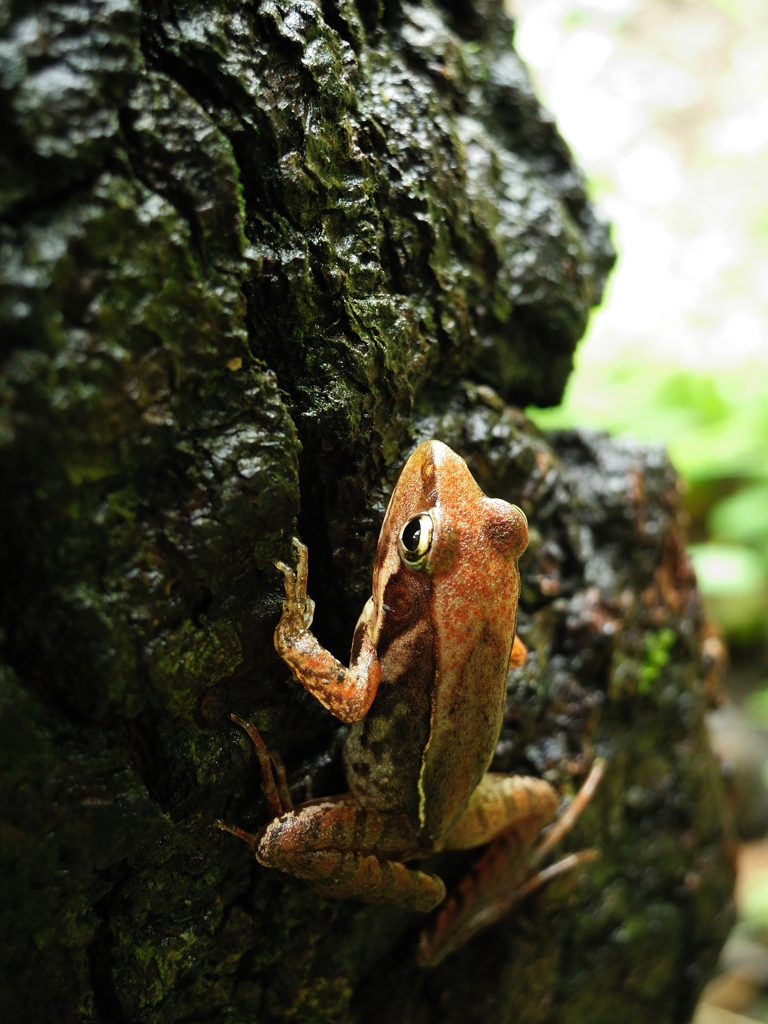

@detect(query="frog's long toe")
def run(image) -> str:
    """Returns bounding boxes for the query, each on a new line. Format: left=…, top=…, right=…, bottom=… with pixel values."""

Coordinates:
left=217, top=819, right=259, bottom=848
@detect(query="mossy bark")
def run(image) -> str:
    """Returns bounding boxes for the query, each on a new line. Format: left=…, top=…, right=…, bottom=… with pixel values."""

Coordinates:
left=0, top=0, right=733, bottom=1021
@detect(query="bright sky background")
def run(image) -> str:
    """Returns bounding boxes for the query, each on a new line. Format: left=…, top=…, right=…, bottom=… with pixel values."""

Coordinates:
left=508, top=0, right=768, bottom=370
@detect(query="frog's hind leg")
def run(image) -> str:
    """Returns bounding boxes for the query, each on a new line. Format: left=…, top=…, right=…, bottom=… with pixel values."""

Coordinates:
left=436, top=771, right=560, bottom=852
left=217, top=714, right=293, bottom=846
left=256, top=798, right=446, bottom=913
left=218, top=716, right=445, bottom=912
left=417, top=758, right=605, bottom=968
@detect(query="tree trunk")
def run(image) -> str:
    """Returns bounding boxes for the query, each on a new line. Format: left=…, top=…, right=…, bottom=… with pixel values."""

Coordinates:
left=0, top=0, right=733, bottom=1021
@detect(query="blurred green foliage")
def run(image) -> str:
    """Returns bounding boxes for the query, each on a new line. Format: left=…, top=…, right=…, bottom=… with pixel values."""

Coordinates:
left=745, top=688, right=768, bottom=728
left=530, top=358, right=768, bottom=641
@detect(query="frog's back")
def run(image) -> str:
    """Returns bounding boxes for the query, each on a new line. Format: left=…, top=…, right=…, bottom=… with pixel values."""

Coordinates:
left=416, top=582, right=516, bottom=844
left=343, top=441, right=527, bottom=849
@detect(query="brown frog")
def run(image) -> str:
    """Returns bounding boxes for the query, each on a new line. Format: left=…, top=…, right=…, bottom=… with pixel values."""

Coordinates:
left=219, top=440, right=603, bottom=966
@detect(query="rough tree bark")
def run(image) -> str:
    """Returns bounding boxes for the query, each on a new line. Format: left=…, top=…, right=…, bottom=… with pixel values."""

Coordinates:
left=0, top=0, right=734, bottom=1022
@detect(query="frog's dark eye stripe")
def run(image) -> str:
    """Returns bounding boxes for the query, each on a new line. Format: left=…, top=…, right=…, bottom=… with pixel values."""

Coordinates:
left=399, top=513, right=433, bottom=564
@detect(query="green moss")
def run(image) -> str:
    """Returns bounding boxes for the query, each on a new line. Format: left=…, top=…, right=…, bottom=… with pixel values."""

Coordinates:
left=638, top=629, right=678, bottom=694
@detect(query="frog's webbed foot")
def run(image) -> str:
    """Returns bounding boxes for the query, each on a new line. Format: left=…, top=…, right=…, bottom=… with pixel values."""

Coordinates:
left=217, top=714, right=294, bottom=847
left=416, top=758, right=605, bottom=968
left=275, top=538, right=315, bottom=632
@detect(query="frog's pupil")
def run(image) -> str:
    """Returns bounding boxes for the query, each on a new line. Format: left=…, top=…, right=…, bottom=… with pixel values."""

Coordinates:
left=402, top=518, right=421, bottom=552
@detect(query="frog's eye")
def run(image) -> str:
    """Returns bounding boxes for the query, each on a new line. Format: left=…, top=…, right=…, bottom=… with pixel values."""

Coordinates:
left=399, top=513, right=433, bottom=565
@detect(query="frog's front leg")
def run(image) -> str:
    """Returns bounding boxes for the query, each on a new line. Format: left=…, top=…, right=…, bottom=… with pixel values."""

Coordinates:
left=417, top=760, right=605, bottom=967
left=274, top=538, right=381, bottom=723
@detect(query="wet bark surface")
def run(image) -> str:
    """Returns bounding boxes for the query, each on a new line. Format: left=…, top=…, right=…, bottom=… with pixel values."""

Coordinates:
left=0, top=0, right=733, bottom=1021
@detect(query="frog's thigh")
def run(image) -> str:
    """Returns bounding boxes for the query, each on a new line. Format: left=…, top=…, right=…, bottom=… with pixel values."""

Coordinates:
left=256, top=798, right=445, bottom=913
left=439, top=772, right=558, bottom=851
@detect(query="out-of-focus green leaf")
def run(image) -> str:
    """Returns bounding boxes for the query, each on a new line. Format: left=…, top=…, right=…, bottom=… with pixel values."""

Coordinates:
left=710, top=484, right=768, bottom=548
left=744, top=685, right=768, bottom=728
left=689, top=544, right=765, bottom=596
left=529, top=359, right=768, bottom=482
left=740, top=874, right=768, bottom=925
